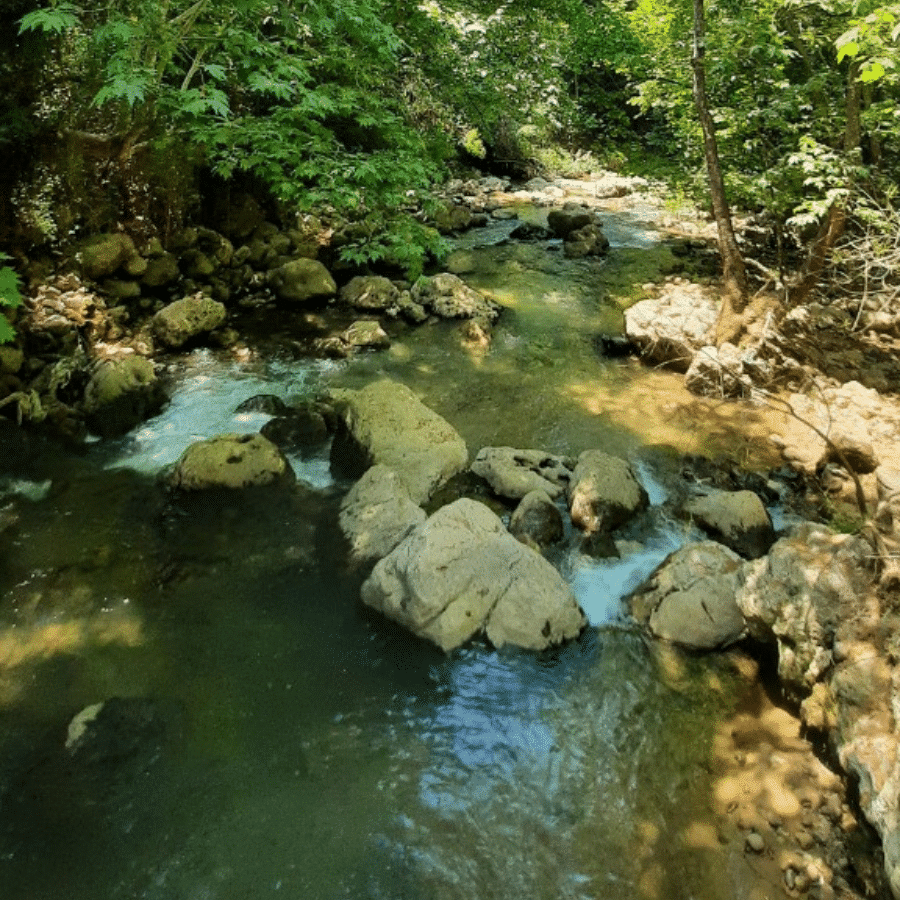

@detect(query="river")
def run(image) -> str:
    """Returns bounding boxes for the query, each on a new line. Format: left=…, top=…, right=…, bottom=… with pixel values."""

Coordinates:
left=0, top=199, right=811, bottom=899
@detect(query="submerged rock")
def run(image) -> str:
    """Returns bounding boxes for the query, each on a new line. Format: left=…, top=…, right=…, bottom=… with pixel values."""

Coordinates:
left=166, top=433, right=294, bottom=490
left=361, top=498, right=586, bottom=652
left=330, top=379, right=468, bottom=504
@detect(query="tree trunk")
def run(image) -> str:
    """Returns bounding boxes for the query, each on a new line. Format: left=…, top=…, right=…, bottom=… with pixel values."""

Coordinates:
left=691, top=0, right=748, bottom=344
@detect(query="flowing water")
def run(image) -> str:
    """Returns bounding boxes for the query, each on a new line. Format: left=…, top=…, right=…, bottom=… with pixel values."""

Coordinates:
left=0, top=207, right=791, bottom=899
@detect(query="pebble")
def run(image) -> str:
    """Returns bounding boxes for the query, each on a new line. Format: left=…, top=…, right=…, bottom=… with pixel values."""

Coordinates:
left=746, top=831, right=765, bottom=853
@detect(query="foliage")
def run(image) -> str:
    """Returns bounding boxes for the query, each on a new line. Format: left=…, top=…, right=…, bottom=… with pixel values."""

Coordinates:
left=0, top=253, right=23, bottom=344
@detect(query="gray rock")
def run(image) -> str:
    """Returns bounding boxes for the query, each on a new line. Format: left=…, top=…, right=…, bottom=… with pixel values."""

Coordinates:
left=82, top=356, right=166, bottom=438
left=471, top=446, right=574, bottom=500
left=683, top=488, right=775, bottom=559
left=268, top=258, right=336, bottom=303
left=629, top=541, right=746, bottom=650
left=568, top=449, right=649, bottom=535
left=166, top=433, right=294, bottom=490
left=339, top=465, right=427, bottom=568
left=410, top=273, right=501, bottom=323
left=509, top=489, right=564, bottom=547
left=152, top=293, right=226, bottom=348
left=330, top=379, right=468, bottom=504
left=361, top=499, right=586, bottom=652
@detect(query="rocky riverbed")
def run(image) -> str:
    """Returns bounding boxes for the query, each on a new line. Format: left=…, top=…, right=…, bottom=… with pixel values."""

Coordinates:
left=2, top=169, right=899, bottom=898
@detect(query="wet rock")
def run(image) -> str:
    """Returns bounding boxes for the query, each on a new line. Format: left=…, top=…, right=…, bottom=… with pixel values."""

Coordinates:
left=361, top=498, right=586, bottom=652
left=152, top=293, right=226, bottom=348
left=330, top=379, right=468, bottom=504
left=339, top=464, right=427, bottom=568
left=471, top=446, right=574, bottom=500
left=564, top=223, right=609, bottom=258
left=260, top=403, right=330, bottom=456
left=82, top=355, right=166, bottom=438
left=568, top=449, right=649, bottom=535
left=234, top=394, right=288, bottom=416
left=629, top=541, right=746, bottom=650
left=509, top=489, right=564, bottom=547
left=165, top=433, right=294, bottom=490
left=339, top=275, right=400, bottom=311
left=268, top=258, right=336, bottom=303
left=340, top=319, right=390, bottom=350
left=624, top=284, right=719, bottom=372
left=547, top=206, right=594, bottom=239
left=682, top=488, right=775, bottom=559
left=433, top=203, right=474, bottom=234
left=410, top=273, right=501, bottom=324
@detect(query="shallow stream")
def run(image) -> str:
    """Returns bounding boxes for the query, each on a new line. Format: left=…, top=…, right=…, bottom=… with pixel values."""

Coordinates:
left=0, top=204, right=795, bottom=899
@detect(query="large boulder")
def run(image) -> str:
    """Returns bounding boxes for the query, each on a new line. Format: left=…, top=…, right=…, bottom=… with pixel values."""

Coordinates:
left=410, top=273, right=501, bottom=324
left=339, top=275, right=400, bottom=311
left=624, top=285, right=719, bottom=371
left=736, top=523, right=872, bottom=698
left=509, top=489, right=564, bottom=547
left=629, top=541, right=747, bottom=650
left=338, top=465, right=427, bottom=569
left=166, top=433, right=294, bottom=490
left=547, top=206, right=594, bottom=239
left=682, top=488, right=775, bottom=559
left=79, top=233, right=143, bottom=281
left=361, top=499, right=586, bottom=652
left=564, top=224, right=609, bottom=259
left=471, top=446, right=574, bottom=500
left=268, top=258, right=336, bottom=303
left=152, top=293, right=226, bottom=348
left=568, top=449, right=649, bottom=535
left=82, top=355, right=166, bottom=438
left=330, top=380, right=468, bottom=504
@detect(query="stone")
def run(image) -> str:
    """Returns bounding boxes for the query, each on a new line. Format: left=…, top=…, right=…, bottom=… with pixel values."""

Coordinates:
left=260, top=404, right=330, bottom=456
left=361, top=499, right=586, bottom=652
left=684, top=343, right=753, bottom=399
left=330, top=379, right=468, bottom=504
left=410, top=273, right=501, bottom=323
left=338, top=275, right=400, bottom=311
left=629, top=541, right=747, bottom=650
left=82, top=355, right=167, bottom=438
left=563, top=223, right=609, bottom=258
left=683, top=488, right=775, bottom=559
left=547, top=207, right=594, bottom=239
left=509, top=489, right=564, bottom=547
left=79, top=233, right=141, bottom=281
left=152, top=293, right=226, bottom=348
left=340, top=320, right=390, bottom=350
left=268, top=258, right=336, bottom=303
left=234, top=394, right=288, bottom=416
left=624, top=286, right=719, bottom=372
left=141, top=253, right=180, bottom=289
left=338, top=464, right=427, bottom=568
left=568, top=449, right=649, bottom=535
left=820, top=430, right=879, bottom=475
left=434, top=203, right=474, bottom=234
left=166, top=433, right=294, bottom=490
left=471, top=446, right=574, bottom=500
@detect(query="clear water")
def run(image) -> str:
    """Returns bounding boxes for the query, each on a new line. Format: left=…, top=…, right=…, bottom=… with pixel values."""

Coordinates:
left=0, top=209, right=784, bottom=899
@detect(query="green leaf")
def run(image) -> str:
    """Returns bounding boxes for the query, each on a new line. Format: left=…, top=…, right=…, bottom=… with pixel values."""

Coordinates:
left=837, top=39, right=860, bottom=62
left=860, top=61, right=886, bottom=81
left=18, top=3, right=80, bottom=36
left=0, top=265, right=22, bottom=309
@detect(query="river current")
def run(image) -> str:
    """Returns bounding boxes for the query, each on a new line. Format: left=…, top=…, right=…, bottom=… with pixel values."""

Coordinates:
left=0, top=204, right=789, bottom=899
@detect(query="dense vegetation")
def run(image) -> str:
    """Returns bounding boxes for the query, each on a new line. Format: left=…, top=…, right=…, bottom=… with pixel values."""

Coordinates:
left=2, top=0, right=899, bottom=337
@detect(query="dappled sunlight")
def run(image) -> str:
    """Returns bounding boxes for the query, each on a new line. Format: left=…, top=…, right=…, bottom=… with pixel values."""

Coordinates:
left=0, top=604, right=144, bottom=707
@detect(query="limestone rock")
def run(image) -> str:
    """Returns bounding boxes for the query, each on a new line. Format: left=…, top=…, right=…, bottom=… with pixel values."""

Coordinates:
left=736, top=523, right=872, bottom=698
left=360, top=498, right=586, bottom=652
left=82, top=355, right=166, bottom=438
left=568, top=449, right=649, bottom=535
left=471, top=446, right=574, bottom=500
left=683, top=488, right=775, bottom=559
left=152, top=293, right=226, bottom=348
left=820, top=430, right=879, bottom=475
left=629, top=541, right=746, bottom=650
left=624, top=285, right=719, bottom=371
left=509, top=489, right=564, bottom=547
left=330, top=380, right=468, bottom=504
left=684, top=343, right=753, bottom=399
left=339, top=465, right=427, bottom=568
left=340, top=319, right=390, bottom=350
left=268, top=258, right=336, bottom=303
left=410, top=273, right=501, bottom=324
left=166, top=433, right=294, bottom=490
